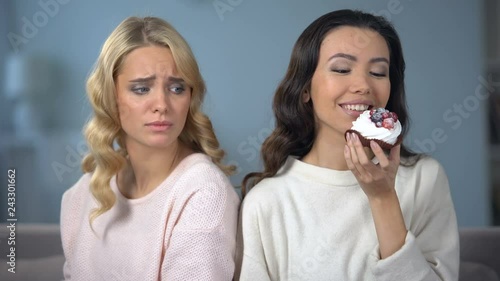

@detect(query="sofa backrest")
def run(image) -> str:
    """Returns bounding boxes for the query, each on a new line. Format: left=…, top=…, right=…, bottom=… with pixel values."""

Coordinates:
left=459, top=227, right=500, bottom=281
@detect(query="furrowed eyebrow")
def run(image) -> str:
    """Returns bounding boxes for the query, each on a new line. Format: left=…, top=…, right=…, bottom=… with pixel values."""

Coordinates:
left=167, top=77, right=185, bottom=84
left=129, top=75, right=156, bottom=83
left=128, top=76, right=186, bottom=84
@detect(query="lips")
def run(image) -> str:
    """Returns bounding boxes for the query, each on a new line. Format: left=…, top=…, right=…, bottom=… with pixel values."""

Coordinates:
left=146, top=121, right=173, bottom=126
left=145, top=120, right=173, bottom=132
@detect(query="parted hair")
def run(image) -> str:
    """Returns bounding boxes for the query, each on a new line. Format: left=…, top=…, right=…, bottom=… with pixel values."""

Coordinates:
left=82, top=16, right=234, bottom=225
left=242, top=9, right=419, bottom=196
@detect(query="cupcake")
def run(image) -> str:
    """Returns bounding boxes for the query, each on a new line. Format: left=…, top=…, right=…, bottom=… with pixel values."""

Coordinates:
left=345, top=108, right=402, bottom=150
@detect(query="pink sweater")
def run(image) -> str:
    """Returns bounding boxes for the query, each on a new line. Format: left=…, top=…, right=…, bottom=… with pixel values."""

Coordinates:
left=60, top=153, right=240, bottom=281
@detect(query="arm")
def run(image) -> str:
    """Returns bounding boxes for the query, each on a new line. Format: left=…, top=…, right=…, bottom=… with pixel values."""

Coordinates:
left=234, top=196, right=272, bottom=281
left=160, top=179, right=239, bottom=281
left=371, top=159, right=459, bottom=280
left=62, top=261, right=71, bottom=280
left=345, top=135, right=459, bottom=280
left=345, top=134, right=407, bottom=258
left=368, top=188, right=407, bottom=259
left=60, top=190, right=73, bottom=281
left=60, top=174, right=90, bottom=280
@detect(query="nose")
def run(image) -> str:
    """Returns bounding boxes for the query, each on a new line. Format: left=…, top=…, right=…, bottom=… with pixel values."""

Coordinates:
left=152, top=89, right=169, bottom=113
left=349, top=74, right=371, bottom=95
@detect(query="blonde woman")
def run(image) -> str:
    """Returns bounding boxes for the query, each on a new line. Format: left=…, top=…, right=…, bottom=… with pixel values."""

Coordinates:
left=60, top=16, right=239, bottom=281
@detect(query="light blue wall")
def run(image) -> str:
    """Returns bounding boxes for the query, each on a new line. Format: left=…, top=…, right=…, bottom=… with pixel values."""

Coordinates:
left=0, top=1, right=13, bottom=131
left=1, top=0, right=489, bottom=226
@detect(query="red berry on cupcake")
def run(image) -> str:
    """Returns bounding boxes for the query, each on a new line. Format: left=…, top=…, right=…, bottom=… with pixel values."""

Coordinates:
left=382, top=118, right=394, bottom=129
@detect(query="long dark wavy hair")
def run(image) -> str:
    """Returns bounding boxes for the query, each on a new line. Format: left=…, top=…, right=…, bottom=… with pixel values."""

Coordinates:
left=242, top=9, right=420, bottom=195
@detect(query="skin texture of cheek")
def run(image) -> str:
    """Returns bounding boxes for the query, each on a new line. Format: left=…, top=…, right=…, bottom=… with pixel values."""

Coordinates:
left=176, top=94, right=191, bottom=123
left=116, top=96, right=142, bottom=133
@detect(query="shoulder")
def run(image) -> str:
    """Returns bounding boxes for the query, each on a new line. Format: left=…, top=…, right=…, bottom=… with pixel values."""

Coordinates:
left=60, top=173, right=95, bottom=235
left=398, top=155, right=451, bottom=199
left=61, top=173, right=95, bottom=221
left=177, top=153, right=241, bottom=198
left=61, top=173, right=93, bottom=207
left=175, top=152, right=241, bottom=209
left=415, top=155, right=444, bottom=171
left=240, top=174, right=292, bottom=216
left=173, top=153, right=240, bottom=228
left=399, top=155, right=446, bottom=179
left=176, top=153, right=230, bottom=185
left=174, top=153, right=238, bottom=204
left=245, top=177, right=286, bottom=200
left=238, top=176, right=296, bottom=239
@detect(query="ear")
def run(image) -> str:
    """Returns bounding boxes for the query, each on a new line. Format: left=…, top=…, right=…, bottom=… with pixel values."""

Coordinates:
left=302, top=90, right=310, bottom=103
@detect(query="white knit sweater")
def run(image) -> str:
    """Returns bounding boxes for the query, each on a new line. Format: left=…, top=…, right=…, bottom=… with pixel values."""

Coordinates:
left=61, top=153, right=240, bottom=281
left=236, top=156, right=459, bottom=281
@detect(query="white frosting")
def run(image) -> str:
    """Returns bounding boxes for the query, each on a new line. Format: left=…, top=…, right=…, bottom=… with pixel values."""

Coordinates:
left=350, top=111, right=402, bottom=144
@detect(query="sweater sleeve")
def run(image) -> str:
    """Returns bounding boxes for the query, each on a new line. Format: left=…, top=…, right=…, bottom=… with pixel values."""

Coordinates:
left=60, top=174, right=90, bottom=281
left=61, top=190, right=72, bottom=280
left=235, top=194, right=272, bottom=281
left=160, top=170, right=239, bottom=281
left=371, top=158, right=459, bottom=281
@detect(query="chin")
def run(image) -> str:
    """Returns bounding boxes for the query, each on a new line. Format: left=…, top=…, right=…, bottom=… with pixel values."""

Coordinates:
left=144, top=138, right=175, bottom=148
left=152, top=141, right=176, bottom=148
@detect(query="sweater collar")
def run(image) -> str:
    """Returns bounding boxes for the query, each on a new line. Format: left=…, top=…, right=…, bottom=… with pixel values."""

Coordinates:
left=110, top=153, right=209, bottom=204
left=279, top=156, right=368, bottom=187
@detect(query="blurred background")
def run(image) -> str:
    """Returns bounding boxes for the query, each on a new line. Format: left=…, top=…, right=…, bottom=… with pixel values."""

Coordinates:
left=0, top=0, right=498, bottom=228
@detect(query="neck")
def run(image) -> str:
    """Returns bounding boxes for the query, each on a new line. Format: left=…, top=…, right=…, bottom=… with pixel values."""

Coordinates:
left=302, top=129, right=374, bottom=170
left=118, top=139, right=189, bottom=199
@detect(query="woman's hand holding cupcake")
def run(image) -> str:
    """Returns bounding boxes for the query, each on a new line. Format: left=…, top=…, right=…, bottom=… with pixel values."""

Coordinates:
left=344, top=133, right=401, bottom=199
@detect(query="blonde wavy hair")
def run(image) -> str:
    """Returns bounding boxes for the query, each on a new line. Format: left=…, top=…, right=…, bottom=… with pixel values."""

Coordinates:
left=82, top=16, right=234, bottom=226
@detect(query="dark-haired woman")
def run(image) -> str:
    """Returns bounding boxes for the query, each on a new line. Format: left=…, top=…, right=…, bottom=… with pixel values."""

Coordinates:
left=236, top=10, right=459, bottom=281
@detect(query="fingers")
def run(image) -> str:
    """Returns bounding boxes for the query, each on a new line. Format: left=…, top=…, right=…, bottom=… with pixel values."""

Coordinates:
left=344, top=144, right=358, bottom=175
left=345, top=133, right=371, bottom=177
left=344, top=134, right=360, bottom=177
left=370, top=141, right=388, bottom=167
left=370, top=141, right=401, bottom=178
left=345, top=133, right=401, bottom=173
left=389, top=144, right=401, bottom=164
left=351, top=134, right=371, bottom=165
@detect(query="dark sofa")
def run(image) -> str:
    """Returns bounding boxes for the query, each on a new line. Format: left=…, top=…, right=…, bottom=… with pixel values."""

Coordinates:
left=459, top=227, right=500, bottom=281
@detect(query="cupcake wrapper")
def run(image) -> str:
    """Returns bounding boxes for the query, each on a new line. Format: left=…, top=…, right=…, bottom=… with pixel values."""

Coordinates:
left=345, top=129, right=402, bottom=150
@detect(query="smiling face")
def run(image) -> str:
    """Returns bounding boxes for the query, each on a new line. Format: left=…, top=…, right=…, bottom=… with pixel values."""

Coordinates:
left=115, top=45, right=191, bottom=151
left=308, top=26, right=391, bottom=144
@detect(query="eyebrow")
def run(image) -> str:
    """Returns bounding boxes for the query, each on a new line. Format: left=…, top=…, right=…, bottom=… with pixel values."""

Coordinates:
left=328, top=53, right=356, bottom=62
left=167, top=77, right=186, bottom=84
left=370, top=57, right=390, bottom=64
left=328, top=53, right=389, bottom=64
left=129, top=75, right=156, bottom=83
left=129, top=75, right=185, bottom=83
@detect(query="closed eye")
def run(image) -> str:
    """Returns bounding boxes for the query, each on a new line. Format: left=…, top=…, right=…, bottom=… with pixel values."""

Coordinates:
left=370, top=72, right=387, bottom=78
left=332, top=69, right=351, bottom=74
